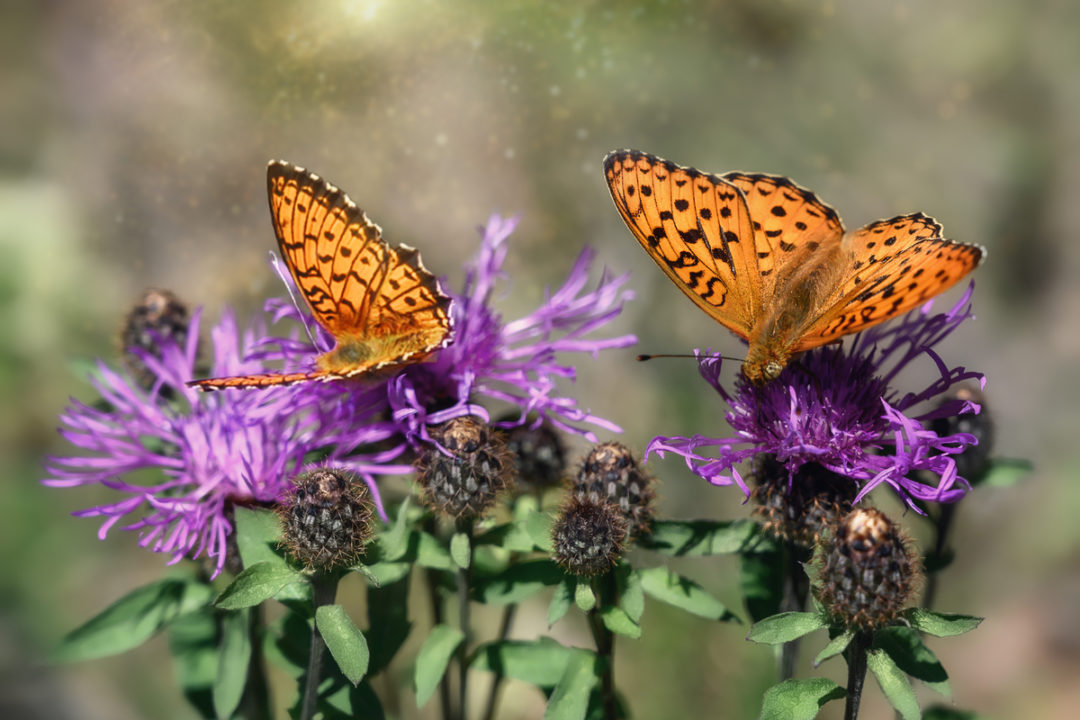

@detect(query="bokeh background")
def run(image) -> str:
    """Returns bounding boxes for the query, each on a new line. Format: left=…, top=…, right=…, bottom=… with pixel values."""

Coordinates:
left=4, top=1, right=1078, bottom=718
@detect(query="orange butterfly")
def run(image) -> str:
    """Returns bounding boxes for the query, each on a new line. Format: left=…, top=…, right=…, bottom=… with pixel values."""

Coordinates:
left=604, top=150, right=984, bottom=383
left=189, top=161, right=451, bottom=391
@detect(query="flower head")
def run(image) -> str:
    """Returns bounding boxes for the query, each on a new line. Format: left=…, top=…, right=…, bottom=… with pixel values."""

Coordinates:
left=44, top=307, right=397, bottom=577
left=648, top=283, right=985, bottom=510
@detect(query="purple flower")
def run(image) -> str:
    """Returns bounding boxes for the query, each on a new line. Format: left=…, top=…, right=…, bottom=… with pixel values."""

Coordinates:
left=43, top=308, right=399, bottom=578
left=389, top=214, right=637, bottom=443
left=647, top=283, right=985, bottom=509
left=261, top=214, right=637, bottom=444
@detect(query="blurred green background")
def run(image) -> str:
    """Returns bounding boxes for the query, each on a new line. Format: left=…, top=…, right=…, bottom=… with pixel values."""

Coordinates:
left=4, top=1, right=1078, bottom=718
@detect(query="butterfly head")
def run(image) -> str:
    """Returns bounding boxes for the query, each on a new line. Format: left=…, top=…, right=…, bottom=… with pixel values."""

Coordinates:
left=742, top=348, right=789, bottom=385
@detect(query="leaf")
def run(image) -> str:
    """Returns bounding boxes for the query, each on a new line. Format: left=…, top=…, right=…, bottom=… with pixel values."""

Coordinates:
left=361, top=561, right=411, bottom=586
left=740, top=545, right=785, bottom=622
left=317, top=604, right=370, bottom=686
left=378, top=499, right=412, bottom=561
left=922, top=705, right=985, bottom=719
left=54, top=577, right=214, bottom=662
left=215, top=562, right=305, bottom=610
left=415, top=531, right=453, bottom=570
left=414, top=624, right=464, bottom=707
left=574, top=582, right=596, bottom=612
left=618, top=567, right=645, bottom=624
left=320, top=679, right=385, bottom=719
left=366, top=576, right=412, bottom=675
left=979, top=458, right=1032, bottom=488
left=548, top=578, right=574, bottom=627
left=814, top=628, right=854, bottom=667
left=525, top=510, right=555, bottom=552
left=747, top=612, right=827, bottom=645
left=167, top=607, right=218, bottom=717
left=450, top=531, right=471, bottom=570
left=600, top=606, right=641, bottom=639
left=213, top=609, right=251, bottom=719
left=233, top=507, right=284, bottom=570
left=544, top=651, right=597, bottom=720
left=476, top=519, right=540, bottom=553
left=473, top=559, right=564, bottom=605
left=868, top=647, right=920, bottom=720
left=638, top=518, right=761, bottom=556
left=760, top=678, right=845, bottom=720
left=874, top=626, right=950, bottom=697
left=638, top=567, right=739, bottom=622
left=904, top=608, right=983, bottom=637
left=470, top=638, right=579, bottom=687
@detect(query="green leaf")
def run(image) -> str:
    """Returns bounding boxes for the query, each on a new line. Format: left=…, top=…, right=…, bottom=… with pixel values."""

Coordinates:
left=470, top=638, right=579, bottom=687
left=747, top=612, right=827, bottom=645
left=213, top=609, right=251, bottom=718
left=904, top=608, right=983, bottom=637
left=167, top=608, right=218, bottom=717
left=414, top=624, right=464, bottom=707
left=639, top=518, right=760, bottom=556
left=875, top=626, right=950, bottom=697
left=415, top=531, right=454, bottom=570
left=740, top=544, right=785, bottom=622
left=473, top=559, right=563, bottom=605
left=215, top=562, right=305, bottom=610
left=760, top=678, right=845, bottom=720
left=320, top=679, right=385, bottom=719
left=548, top=579, right=574, bottom=628
left=450, top=531, right=471, bottom=570
left=979, top=458, right=1032, bottom=488
left=638, top=567, right=739, bottom=622
left=600, top=606, right=641, bottom=639
left=814, top=628, right=854, bottom=667
left=574, top=582, right=596, bottom=612
left=233, top=507, right=284, bottom=570
left=922, top=705, right=985, bottom=719
left=54, top=577, right=214, bottom=662
left=525, top=510, right=555, bottom=552
left=868, top=647, right=920, bottom=720
left=361, top=561, right=411, bottom=586
left=366, top=576, right=412, bottom=675
left=476, top=519, right=541, bottom=553
left=619, top=568, right=645, bottom=623
left=378, top=499, right=412, bottom=561
left=317, top=604, right=370, bottom=686
left=544, top=651, right=597, bottom=720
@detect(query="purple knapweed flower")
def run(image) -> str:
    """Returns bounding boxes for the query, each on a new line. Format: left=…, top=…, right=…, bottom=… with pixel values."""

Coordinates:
left=261, top=214, right=637, bottom=444
left=44, top=308, right=399, bottom=577
left=647, top=283, right=985, bottom=510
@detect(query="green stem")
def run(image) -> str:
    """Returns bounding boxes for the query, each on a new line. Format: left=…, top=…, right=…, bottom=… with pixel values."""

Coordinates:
left=299, top=573, right=340, bottom=720
left=780, top=543, right=811, bottom=680
left=240, top=604, right=272, bottom=720
left=586, top=574, right=618, bottom=720
left=923, top=503, right=956, bottom=610
left=424, top=516, right=453, bottom=720
left=480, top=604, right=517, bottom=720
left=843, top=631, right=872, bottom=720
left=455, top=518, right=474, bottom=720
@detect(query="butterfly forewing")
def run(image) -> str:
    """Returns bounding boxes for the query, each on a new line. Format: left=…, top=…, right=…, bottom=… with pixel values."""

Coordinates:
left=603, top=150, right=760, bottom=338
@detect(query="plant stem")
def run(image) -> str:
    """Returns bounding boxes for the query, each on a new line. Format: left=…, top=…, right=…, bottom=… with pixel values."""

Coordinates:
left=456, top=518, right=474, bottom=720
left=923, top=502, right=956, bottom=610
left=780, top=543, right=811, bottom=680
left=843, top=631, right=872, bottom=720
left=424, top=516, right=453, bottom=720
left=299, top=573, right=340, bottom=720
left=480, top=604, right=517, bottom=720
left=240, top=604, right=272, bottom=720
left=587, top=574, right=618, bottom=720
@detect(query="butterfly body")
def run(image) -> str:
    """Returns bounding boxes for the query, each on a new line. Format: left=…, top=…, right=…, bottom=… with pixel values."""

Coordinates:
left=603, top=150, right=984, bottom=383
left=189, top=162, right=451, bottom=391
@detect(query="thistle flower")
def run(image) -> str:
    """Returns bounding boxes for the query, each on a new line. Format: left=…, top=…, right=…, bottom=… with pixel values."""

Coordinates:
left=278, top=467, right=375, bottom=571
left=647, top=284, right=986, bottom=510
left=44, top=308, right=399, bottom=578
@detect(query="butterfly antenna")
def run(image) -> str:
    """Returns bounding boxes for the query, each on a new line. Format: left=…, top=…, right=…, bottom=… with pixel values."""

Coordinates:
left=270, top=251, right=321, bottom=350
left=636, top=352, right=743, bottom=363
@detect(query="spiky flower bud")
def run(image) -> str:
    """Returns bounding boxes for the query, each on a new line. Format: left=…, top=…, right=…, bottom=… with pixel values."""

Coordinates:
left=552, top=496, right=628, bottom=577
left=751, top=455, right=858, bottom=548
left=416, top=417, right=514, bottom=517
left=502, top=418, right=567, bottom=490
left=120, top=289, right=191, bottom=389
left=573, top=442, right=654, bottom=539
left=278, top=468, right=374, bottom=570
left=930, top=385, right=994, bottom=482
left=816, top=508, right=922, bottom=631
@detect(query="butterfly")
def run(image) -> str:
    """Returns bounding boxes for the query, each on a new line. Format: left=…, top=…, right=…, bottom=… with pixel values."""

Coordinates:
left=189, top=161, right=452, bottom=391
left=603, top=149, right=984, bottom=383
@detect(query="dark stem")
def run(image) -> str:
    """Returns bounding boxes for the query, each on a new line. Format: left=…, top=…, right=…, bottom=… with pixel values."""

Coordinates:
left=586, top=573, right=618, bottom=720
left=455, top=517, right=475, bottom=720
left=779, top=543, right=812, bottom=680
left=240, top=603, right=272, bottom=720
left=424, top=517, right=453, bottom=720
left=843, top=630, right=873, bottom=720
left=299, top=573, right=340, bottom=720
left=479, top=604, right=517, bottom=720
left=922, top=503, right=957, bottom=610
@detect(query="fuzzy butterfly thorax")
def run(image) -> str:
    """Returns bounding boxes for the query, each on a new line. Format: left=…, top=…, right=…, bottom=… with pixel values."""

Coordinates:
left=188, top=162, right=452, bottom=391
left=603, top=149, right=984, bottom=383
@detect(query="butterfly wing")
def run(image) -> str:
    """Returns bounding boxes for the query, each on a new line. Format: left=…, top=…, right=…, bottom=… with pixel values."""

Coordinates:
left=604, top=150, right=761, bottom=339
left=791, top=213, right=984, bottom=350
